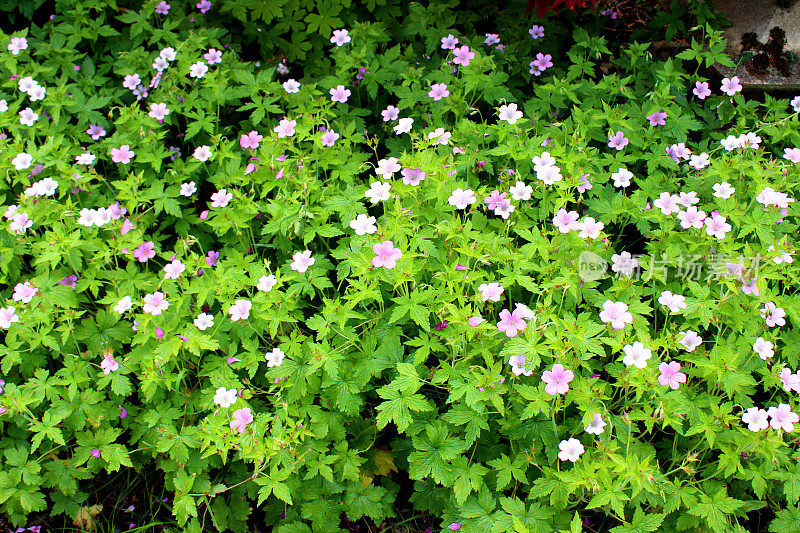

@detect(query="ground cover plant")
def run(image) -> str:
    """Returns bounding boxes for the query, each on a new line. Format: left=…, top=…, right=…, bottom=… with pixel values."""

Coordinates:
left=0, top=0, right=799, bottom=531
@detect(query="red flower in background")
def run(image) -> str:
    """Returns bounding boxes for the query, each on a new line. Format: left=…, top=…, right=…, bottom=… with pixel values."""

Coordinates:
left=526, top=0, right=596, bottom=17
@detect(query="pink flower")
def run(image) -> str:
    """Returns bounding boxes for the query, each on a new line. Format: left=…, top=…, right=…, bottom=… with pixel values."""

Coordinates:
left=693, top=81, right=711, bottom=100
left=452, top=46, right=475, bottom=67
left=100, top=353, right=119, bottom=374
left=498, top=103, right=523, bottom=124
left=330, top=29, right=351, bottom=46
left=508, top=354, right=532, bottom=376
left=646, top=111, right=667, bottom=126
left=0, top=306, right=19, bottom=329
left=86, top=124, right=106, bottom=140
left=110, top=145, right=135, bottom=164
left=531, top=53, right=553, bottom=73
left=372, top=241, right=402, bottom=269
left=401, top=167, right=426, bottom=186
left=441, top=34, right=459, bottom=49
left=760, top=302, right=786, bottom=327
left=132, top=241, right=156, bottom=262
left=447, top=524, right=461, bottom=531
left=742, top=407, right=769, bottom=432
left=704, top=214, right=731, bottom=239
left=483, top=190, right=508, bottom=211
left=240, top=130, right=263, bottom=150
left=477, top=282, right=504, bottom=302
left=428, top=83, right=450, bottom=101
left=557, top=438, right=584, bottom=462
left=468, top=316, right=485, bottom=327
left=767, top=404, right=798, bottom=432
left=541, top=363, right=574, bottom=395
left=599, top=300, right=633, bottom=329
left=228, top=299, right=252, bottom=321
left=658, top=361, right=686, bottom=390
left=320, top=130, right=340, bottom=147
left=288, top=250, right=315, bottom=273
left=658, top=291, right=687, bottom=313
left=90, top=449, right=102, bottom=458
left=121, top=219, right=134, bottom=235
left=148, top=103, right=170, bottom=122
left=529, top=25, right=544, bottom=39
left=143, top=292, right=169, bottom=316
left=381, top=105, right=399, bottom=121
left=608, top=131, right=629, bottom=150
left=230, top=407, right=253, bottom=433
left=204, top=48, right=222, bottom=64
left=206, top=250, right=219, bottom=267
left=753, top=337, right=774, bottom=360
left=196, top=0, right=211, bottom=13
left=210, top=189, right=233, bottom=208
left=578, top=217, right=604, bottom=239
left=163, top=260, right=185, bottom=279
left=496, top=308, right=527, bottom=338
left=622, top=342, right=652, bottom=369
left=274, top=118, right=296, bottom=138
left=329, top=85, right=351, bottom=103
left=677, top=206, right=706, bottom=229
left=155, top=1, right=170, bottom=15
left=552, top=209, right=581, bottom=233
left=12, top=282, right=38, bottom=303
left=679, top=330, right=702, bottom=352
left=720, top=76, right=742, bottom=96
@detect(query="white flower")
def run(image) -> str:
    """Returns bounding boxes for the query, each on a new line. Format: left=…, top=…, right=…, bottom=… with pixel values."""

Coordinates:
left=189, top=61, right=209, bottom=78
left=498, top=103, right=523, bottom=124
left=509, top=181, right=532, bottom=201
left=11, top=152, right=33, bottom=170
left=713, top=182, right=735, bottom=199
left=375, top=157, right=401, bottom=178
left=282, top=79, right=301, bottom=93
left=193, top=145, right=212, bottom=162
left=557, top=438, right=585, bottom=462
left=330, top=29, right=351, bottom=46
left=257, top=274, right=277, bottom=292
left=753, top=337, right=774, bottom=360
left=427, top=127, right=451, bottom=145
left=585, top=413, right=606, bottom=435
left=349, top=213, right=377, bottom=235
left=611, top=251, right=639, bottom=277
left=19, top=107, right=38, bottom=126
left=365, top=181, right=391, bottom=204
left=114, top=296, right=133, bottom=314
left=160, top=47, right=177, bottom=61
left=508, top=354, right=532, bottom=376
left=265, top=347, right=286, bottom=367
left=194, top=313, right=214, bottom=330
left=393, top=117, right=414, bottom=135
left=611, top=168, right=633, bottom=188
left=180, top=182, right=197, bottom=197
left=213, top=387, right=237, bottom=408
left=448, top=188, right=476, bottom=210
left=622, top=342, right=652, bottom=369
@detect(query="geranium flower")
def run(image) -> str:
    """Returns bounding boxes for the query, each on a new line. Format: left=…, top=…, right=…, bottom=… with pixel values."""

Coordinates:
left=760, top=302, right=786, bottom=327
left=578, top=217, right=604, bottom=239
left=381, top=105, right=399, bottom=121
left=689, top=152, right=710, bottom=169
left=213, top=387, right=237, bottom=408
left=646, top=111, right=667, bottom=126
left=441, top=34, right=459, bottom=49
left=12, top=282, right=37, bottom=303
left=193, top=146, right=212, bottom=162
left=283, top=79, right=300, bottom=93
left=658, top=361, right=686, bottom=390
left=114, top=296, right=132, bottom=314
left=228, top=299, right=252, bottom=321
left=529, top=25, right=544, bottom=39
left=659, top=291, right=687, bottom=313
left=498, top=103, right=523, bottom=124
left=452, top=46, right=475, bottom=66
left=693, top=81, right=711, bottom=99
left=189, top=61, right=209, bottom=78
left=496, top=308, right=527, bottom=338
left=329, top=85, right=351, bottom=103
left=204, top=48, right=222, bottom=64
left=155, top=1, right=170, bottom=14
left=265, top=347, right=285, bottom=367
left=741, top=407, right=769, bottom=432
left=163, top=260, right=185, bottom=279
left=7, top=36, right=28, bottom=55
left=290, top=250, right=315, bottom=273
left=349, top=214, right=377, bottom=235
left=767, top=245, right=793, bottom=265
left=552, top=209, right=580, bottom=233
left=792, top=96, right=800, bottom=113
left=557, top=438, right=584, bottom=462
left=704, top=214, right=732, bottom=239
left=622, top=342, right=652, bottom=369
left=753, top=337, right=774, bottom=360
left=477, top=282, right=504, bottom=302
left=508, top=354, right=533, bottom=376
left=19, top=107, right=38, bottom=126
left=585, top=413, right=606, bottom=435
left=542, top=364, right=574, bottom=395
left=448, top=188, right=476, bottom=209
left=509, top=181, right=532, bottom=201
left=330, top=29, right=351, bottom=46
left=365, top=181, right=391, bottom=204
left=196, top=0, right=211, bottom=13
left=110, top=145, right=135, bottom=164
left=257, top=274, right=277, bottom=292
left=240, top=130, right=263, bottom=150
left=468, top=316, right=485, bottom=327
left=608, top=131, right=629, bottom=150
left=206, top=250, right=219, bottom=267
left=531, top=53, right=552, bottom=73
left=394, top=117, right=414, bottom=134
left=143, top=292, right=169, bottom=316
left=599, top=300, right=633, bottom=329
left=100, top=354, right=119, bottom=375
left=132, top=241, right=156, bottom=262
left=180, top=182, right=197, bottom=197
left=611, top=168, right=633, bottom=188
left=372, top=241, right=402, bottom=269
left=9, top=212, right=33, bottom=233
left=210, top=189, right=233, bottom=208
left=767, top=404, right=798, bottom=431
left=87, top=124, right=107, bottom=139
left=230, top=407, right=253, bottom=433
left=194, top=313, right=214, bottom=330
left=320, top=130, right=339, bottom=147
left=611, top=251, right=639, bottom=277
left=0, top=306, right=19, bottom=329
left=679, top=330, right=702, bottom=352
left=720, top=76, right=742, bottom=96
left=401, top=167, right=426, bottom=186
left=784, top=148, right=800, bottom=163
left=375, top=157, right=400, bottom=178
left=428, top=83, right=449, bottom=101
left=677, top=206, right=706, bottom=229
left=274, top=118, right=296, bottom=138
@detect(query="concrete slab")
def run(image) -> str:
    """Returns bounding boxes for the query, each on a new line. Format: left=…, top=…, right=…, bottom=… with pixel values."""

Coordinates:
left=713, top=0, right=800, bottom=90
